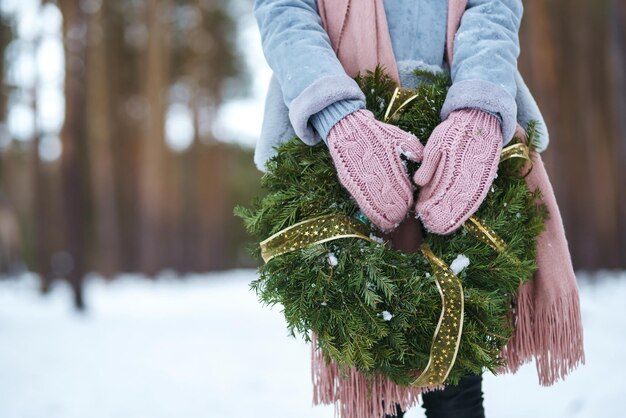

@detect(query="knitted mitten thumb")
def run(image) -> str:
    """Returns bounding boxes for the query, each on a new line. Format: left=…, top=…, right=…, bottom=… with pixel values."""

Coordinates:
left=327, top=109, right=424, bottom=232
left=413, top=108, right=503, bottom=235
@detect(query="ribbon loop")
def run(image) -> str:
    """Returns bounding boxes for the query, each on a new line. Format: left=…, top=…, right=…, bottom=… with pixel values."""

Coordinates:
left=500, top=142, right=530, bottom=163
left=259, top=214, right=373, bottom=263
left=500, top=142, right=534, bottom=177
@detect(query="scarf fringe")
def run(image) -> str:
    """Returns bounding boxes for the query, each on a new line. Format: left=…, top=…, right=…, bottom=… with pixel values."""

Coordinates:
left=311, top=332, right=444, bottom=418
left=496, top=282, right=586, bottom=386
left=311, top=282, right=586, bottom=418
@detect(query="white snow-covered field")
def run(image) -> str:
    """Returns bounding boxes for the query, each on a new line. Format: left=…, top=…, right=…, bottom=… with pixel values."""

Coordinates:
left=0, top=269, right=624, bottom=418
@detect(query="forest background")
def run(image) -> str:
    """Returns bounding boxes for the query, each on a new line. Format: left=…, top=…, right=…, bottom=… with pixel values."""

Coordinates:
left=0, top=0, right=624, bottom=309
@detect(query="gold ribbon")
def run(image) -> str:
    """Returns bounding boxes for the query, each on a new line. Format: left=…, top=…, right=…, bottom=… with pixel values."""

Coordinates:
left=384, top=87, right=420, bottom=123
left=500, top=142, right=530, bottom=163
left=463, top=216, right=509, bottom=253
left=499, top=142, right=534, bottom=177
left=259, top=214, right=374, bottom=263
left=411, top=244, right=465, bottom=387
left=463, top=215, right=523, bottom=275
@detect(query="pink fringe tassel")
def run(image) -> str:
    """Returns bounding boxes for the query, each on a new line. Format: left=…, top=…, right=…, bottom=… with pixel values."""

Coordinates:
left=311, top=332, right=445, bottom=418
left=496, top=281, right=586, bottom=386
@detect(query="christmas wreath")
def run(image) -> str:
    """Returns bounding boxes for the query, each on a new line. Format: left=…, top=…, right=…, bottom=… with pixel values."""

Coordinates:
left=235, top=68, right=547, bottom=388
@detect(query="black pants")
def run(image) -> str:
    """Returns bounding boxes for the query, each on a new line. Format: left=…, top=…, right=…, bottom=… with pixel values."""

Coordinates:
left=383, top=373, right=485, bottom=418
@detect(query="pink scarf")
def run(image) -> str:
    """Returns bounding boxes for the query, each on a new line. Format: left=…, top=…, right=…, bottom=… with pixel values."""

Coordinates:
left=311, top=1, right=586, bottom=417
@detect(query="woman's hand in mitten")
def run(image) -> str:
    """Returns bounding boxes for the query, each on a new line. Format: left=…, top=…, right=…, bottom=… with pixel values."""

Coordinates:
left=413, top=108, right=503, bottom=235
left=327, top=109, right=424, bottom=232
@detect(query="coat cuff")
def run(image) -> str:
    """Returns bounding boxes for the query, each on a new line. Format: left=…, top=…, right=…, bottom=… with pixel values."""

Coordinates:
left=289, top=74, right=366, bottom=145
left=441, top=79, right=518, bottom=145
left=310, top=99, right=364, bottom=144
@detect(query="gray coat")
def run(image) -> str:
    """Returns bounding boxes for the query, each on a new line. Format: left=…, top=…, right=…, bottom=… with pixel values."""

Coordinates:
left=253, top=0, right=549, bottom=171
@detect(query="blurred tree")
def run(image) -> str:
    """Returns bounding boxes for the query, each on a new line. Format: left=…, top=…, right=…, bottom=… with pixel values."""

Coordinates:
left=519, top=0, right=626, bottom=269
left=0, top=0, right=622, bottom=312
left=137, top=0, right=171, bottom=275
left=85, top=0, right=120, bottom=278
left=0, top=1, right=251, bottom=304
left=0, top=11, right=25, bottom=277
left=0, top=15, right=8, bottom=121
left=58, top=0, right=89, bottom=309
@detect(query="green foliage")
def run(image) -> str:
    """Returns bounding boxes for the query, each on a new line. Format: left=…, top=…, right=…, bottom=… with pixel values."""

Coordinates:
left=235, top=66, right=547, bottom=387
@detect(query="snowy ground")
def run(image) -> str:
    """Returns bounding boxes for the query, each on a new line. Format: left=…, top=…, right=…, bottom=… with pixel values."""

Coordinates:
left=0, top=269, right=623, bottom=418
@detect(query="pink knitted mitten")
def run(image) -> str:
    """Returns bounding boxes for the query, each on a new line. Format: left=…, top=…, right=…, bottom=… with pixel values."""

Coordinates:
left=327, top=109, right=424, bottom=232
left=413, top=108, right=503, bottom=235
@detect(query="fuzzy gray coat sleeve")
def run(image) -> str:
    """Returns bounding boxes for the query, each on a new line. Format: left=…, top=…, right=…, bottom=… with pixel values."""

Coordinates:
left=441, top=0, right=523, bottom=144
left=253, top=0, right=366, bottom=145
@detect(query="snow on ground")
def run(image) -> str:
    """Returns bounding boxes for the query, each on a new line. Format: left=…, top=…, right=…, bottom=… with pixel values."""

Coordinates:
left=0, top=269, right=624, bottom=418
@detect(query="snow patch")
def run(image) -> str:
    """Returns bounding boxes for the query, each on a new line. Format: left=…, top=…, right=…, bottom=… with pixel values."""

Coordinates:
left=0, top=269, right=623, bottom=418
left=369, top=234, right=385, bottom=244
left=381, top=310, right=393, bottom=321
left=450, top=254, right=470, bottom=275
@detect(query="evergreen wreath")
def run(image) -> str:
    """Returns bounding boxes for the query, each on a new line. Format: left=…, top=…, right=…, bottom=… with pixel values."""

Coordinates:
left=235, top=67, right=547, bottom=387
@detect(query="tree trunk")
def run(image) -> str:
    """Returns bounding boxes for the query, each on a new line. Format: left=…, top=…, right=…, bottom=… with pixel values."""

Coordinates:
left=84, top=0, right=121, bottom=278
left=59, top=0, right=88, bottom=309
left=137, top=1, right=170, bottom=275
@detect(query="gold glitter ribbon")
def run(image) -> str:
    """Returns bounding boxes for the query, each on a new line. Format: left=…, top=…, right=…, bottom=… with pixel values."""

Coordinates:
left=500, top=142, right=534, bottom=177
left=412, top=244, right=465, bottom=387
left=463, top=215, right=523, bottom=276
left=259, top=214, right=374, bottom=263
left=384, top=87, right=420, bottom=123
left=463, top=216, right=509, bottom=253
left=500, top=142, right=530, bottom=163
